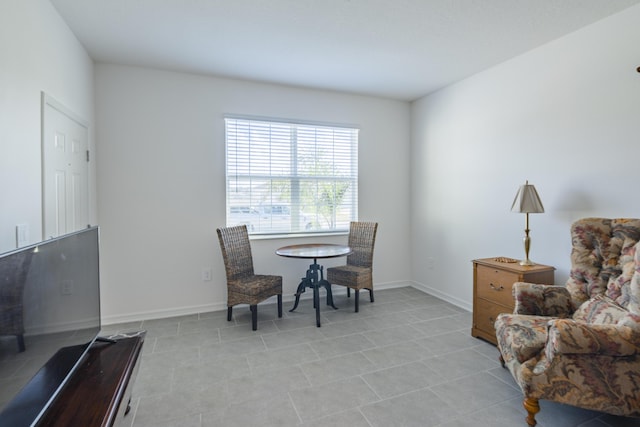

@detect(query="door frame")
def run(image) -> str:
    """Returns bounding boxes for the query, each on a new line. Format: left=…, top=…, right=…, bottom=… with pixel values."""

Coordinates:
left=41, top=92, right=90, bottom=239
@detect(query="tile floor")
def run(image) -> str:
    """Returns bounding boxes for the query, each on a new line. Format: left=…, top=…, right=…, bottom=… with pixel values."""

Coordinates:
left=102, top=287, right=638, bottom=427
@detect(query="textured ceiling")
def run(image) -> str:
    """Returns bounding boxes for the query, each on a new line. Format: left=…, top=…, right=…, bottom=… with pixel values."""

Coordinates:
left=51, top=0, right=640, bottom=101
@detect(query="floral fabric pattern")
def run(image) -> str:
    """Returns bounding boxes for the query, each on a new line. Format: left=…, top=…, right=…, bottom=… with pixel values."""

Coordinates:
left=572, top=294, right=628, bottom=324
left=513, top=282, right=573, bottom=317
left=546, top=319, right=640, bottom=359
left=618, top=312, right=640, bottom=330
left=495, top=314, right=553, bottom=364
left=566, top=218, right=640, bottom=307
left=627, top=244, right=640, bottom=314
left=494, top=218, right=640, bottom=420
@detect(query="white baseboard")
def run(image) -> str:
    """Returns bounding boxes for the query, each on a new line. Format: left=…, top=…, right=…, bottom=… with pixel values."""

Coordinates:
left=409, top=281, right=472, bottom=312
left=374, top=280, right=471, bottom=313
left=101, top=302, right=226, bottom=325
left=101, top=280, right=462, bottom=325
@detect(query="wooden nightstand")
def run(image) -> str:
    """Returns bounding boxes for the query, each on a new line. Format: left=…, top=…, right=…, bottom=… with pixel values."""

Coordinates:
left=472, top=258, right=555, bottom=345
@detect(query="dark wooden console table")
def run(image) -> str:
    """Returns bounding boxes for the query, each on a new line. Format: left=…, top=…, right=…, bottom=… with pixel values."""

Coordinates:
left=38, top=333, right=145, bottom=426
left=0, top=333, right=145, bottom=427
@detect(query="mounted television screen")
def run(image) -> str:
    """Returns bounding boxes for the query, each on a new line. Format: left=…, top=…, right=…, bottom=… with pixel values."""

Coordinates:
left=0, top=227, right=101, bottom=425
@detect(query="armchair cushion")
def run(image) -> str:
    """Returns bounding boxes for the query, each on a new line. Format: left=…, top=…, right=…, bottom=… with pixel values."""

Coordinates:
left=572, top=294, right=628, bottom=324
left=546, top=319, right=640, bottom=362
left=618, top=312, right=640, bottom=330
left=513, top=283, right=573, bottom=318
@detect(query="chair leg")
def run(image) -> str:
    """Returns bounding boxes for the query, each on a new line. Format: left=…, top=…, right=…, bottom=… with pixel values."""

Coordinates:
left=227, top=306, right=233, bottom=321
left=523, top=397, right=540, bottom=427
left=368, top=287, right=374, bottom=302
left=347, top=287, right=350, bottom=298
left=277, top=294, right=283, bottom=318
left=250, top=305, right=258, bottom=331
left=354, top=289, right=360, bottom=312
left=17, top=334, right=25, bottom=353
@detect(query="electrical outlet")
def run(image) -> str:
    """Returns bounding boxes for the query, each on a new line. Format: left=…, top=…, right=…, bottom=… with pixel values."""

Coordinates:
left=16, top=224, right=29, bottom=247
left=60, top=280, right=73, bottom=295
left=201, top=267, right=212, bottom=281
left=426, top=257, right=435, bottom=270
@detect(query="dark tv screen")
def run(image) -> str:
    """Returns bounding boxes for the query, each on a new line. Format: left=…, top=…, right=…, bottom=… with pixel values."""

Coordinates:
left=0, top=227, right=101, bottom=425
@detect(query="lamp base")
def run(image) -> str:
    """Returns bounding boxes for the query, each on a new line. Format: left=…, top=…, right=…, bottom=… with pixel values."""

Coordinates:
left=519, top=259, right=536, bottom=266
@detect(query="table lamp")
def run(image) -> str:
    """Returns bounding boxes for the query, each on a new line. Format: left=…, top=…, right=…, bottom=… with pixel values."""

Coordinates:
left=511, top=180, right=544, bottom=266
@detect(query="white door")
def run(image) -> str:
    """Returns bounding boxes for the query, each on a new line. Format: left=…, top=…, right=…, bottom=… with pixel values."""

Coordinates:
left=42, top=94, right=89, bottom=239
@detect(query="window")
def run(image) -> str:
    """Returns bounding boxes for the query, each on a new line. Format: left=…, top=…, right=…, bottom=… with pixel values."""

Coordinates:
left=225, top=117, right=358, bottom=235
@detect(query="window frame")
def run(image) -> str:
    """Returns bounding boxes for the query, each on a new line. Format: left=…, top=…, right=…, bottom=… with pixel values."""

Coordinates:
left=224, top=115, right=359, bottom=238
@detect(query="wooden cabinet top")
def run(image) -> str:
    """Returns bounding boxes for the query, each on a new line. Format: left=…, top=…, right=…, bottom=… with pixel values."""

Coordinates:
left=473, top=257, right=555, bottom=274
left=36, top=335, right=145, bottom=427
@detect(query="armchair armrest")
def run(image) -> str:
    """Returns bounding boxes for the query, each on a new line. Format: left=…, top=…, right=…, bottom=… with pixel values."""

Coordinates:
left=513, top=282, right=574, bottom=317
left=546, top=319, right=640, bottom=361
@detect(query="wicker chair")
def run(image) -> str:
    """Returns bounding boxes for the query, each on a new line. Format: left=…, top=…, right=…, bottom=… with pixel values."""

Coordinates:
left=216, top=225, right=282, bottom=330
left=327, top=221, right=378, bottom=312
left=0, top=249, right=34, bottom=352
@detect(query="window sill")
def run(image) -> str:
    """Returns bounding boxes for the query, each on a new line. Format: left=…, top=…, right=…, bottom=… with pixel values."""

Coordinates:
left=249, top=231, right=348, bottom=241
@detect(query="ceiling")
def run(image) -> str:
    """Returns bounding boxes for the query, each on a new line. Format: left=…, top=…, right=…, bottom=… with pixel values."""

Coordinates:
left=51, top=0, right=640, bottom=101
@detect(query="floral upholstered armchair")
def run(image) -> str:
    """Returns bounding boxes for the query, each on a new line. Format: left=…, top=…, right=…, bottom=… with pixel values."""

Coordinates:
left=494, top=218, right=640, bottom=426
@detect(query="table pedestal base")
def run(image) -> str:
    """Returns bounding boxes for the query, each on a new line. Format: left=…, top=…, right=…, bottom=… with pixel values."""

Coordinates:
left=289, top=259, right=337, bottom=327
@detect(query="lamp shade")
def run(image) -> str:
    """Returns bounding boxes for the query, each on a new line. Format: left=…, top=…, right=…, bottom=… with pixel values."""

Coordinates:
left=511, top=181, right=544, bottom=213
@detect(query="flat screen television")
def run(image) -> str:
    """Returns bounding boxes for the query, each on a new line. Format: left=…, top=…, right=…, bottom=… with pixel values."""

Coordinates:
left=0, top=227, right=102, bottom=426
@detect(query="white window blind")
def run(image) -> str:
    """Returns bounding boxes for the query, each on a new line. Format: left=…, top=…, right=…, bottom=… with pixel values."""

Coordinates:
left=225, top=117, right=358, bottom=235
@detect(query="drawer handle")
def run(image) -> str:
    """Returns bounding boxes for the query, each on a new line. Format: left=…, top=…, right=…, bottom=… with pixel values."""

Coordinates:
left=489, top=283, right=504, bottom=291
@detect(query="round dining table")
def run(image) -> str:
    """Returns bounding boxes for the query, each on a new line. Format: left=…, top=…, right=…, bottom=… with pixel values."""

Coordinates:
left=276, top=243, right=352, bottom=327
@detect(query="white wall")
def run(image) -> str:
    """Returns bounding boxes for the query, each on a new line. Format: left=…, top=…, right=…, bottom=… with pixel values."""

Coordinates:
left=95, top=64, right=411, bottom=323
left=0, top=0, right=95, bottom=254
left=411, top=4, right=640, bottom=310
left=15, top=0, right=635, bottom=324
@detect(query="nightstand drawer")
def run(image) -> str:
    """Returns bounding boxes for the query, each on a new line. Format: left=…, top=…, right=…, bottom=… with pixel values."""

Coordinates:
left=472, top=258, right=554, bottom=345
left=476, top=266, right=518, bottom=307
left=474, top=298, right=511, bottom=338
